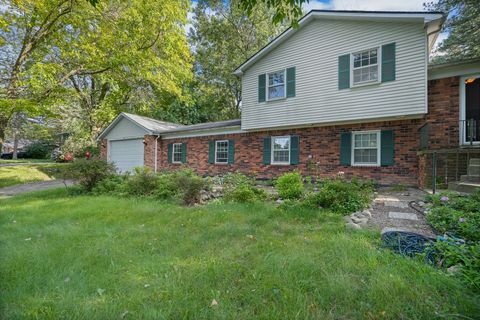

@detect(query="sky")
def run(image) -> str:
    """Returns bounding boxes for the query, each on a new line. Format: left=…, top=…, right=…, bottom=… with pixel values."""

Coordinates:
left=187, top=0, right=448, bottom=52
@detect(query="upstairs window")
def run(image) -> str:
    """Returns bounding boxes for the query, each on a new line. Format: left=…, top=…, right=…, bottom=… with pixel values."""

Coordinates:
left=271, top=136, right=290, bottom=164
left=215, top=140, right=229, bottom=164
left=352, top=131, right=380, bottom=166
left=172, top=143, right=183, bottom=163
left=268, top=70, right=285, bottom=100
left=352, top=48, right=379, bottom=86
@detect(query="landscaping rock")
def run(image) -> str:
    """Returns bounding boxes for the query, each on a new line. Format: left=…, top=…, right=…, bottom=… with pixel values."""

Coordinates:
left=346, top=222, right=362, bottom=230
left=351, top=216, right=368, bottom=225
left=447, top=265, right=460, bottom=274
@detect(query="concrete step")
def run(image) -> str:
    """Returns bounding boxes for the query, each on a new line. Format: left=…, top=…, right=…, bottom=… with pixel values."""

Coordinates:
left=467, top=164, right=480, bottom=176
left=448, top=181, right=480, bottom=193
left=469, top=158, right=480, bottom=166
left=460, top=175, right=480, bottom=183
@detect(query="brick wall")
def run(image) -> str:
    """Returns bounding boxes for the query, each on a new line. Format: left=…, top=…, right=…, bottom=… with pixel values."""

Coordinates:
left=424, top=76, right=460, bottom=149
left=144, top=119, right=423, bottom=186
left=100, top=139, right=108, bottom=160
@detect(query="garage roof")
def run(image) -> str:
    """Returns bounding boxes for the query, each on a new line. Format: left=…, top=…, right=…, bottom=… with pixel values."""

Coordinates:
left=97, top=112, right=182, bottom=140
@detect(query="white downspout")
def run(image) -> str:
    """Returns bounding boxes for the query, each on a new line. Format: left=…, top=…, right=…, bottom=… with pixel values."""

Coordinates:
left=154, top=135, right=160, bottom=173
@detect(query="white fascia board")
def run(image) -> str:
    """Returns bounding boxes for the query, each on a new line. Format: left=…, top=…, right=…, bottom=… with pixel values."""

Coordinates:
left=162, top=126, right=244, bottom=139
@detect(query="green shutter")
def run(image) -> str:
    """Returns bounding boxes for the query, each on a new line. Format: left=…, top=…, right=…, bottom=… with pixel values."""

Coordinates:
left=382, top=43, right=396, bottom=82
left=258, top=74, right=266, bottom=102
left=228, top=139, right=235, bottom=164
left=167, top=143, right=173, bottom=164
left=286, top=67, right=296, bottom=98
left=290, top=135, right=299, bottom=165
left=338, top=54, right=350, bottom=90
left=181, top=143, right=187, bottom=164
left=208, top=141, right=215, bottom=164
left=340, top=132, right=352, bottom=166
left=381, top=130, right=395, bottom=166
left=263, top=137, right=271, bottom=165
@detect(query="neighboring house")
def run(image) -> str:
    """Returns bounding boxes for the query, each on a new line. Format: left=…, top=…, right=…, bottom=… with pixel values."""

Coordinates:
left=98, top=10, right=480, bottom=187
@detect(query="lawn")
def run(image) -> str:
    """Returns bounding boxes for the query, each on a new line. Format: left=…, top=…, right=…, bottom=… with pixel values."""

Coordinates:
left=0, top=163, right=66, bottom=188
left=0, top=189, right=478, bottom=319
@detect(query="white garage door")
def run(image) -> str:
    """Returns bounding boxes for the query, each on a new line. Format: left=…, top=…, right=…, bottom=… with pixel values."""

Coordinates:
left=109, top=139, right=144, bottom=173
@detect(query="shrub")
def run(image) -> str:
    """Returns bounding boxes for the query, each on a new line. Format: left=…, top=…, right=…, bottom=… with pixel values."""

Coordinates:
left=302, top=178, right=373, bottom=215
left=174, top=169, right=207, bottom=205
left=222, top=172, right=267, bottom=203
left=154, top=174, right=180, bottom=199
left=125, top=167, right=159, bottom=196
left=24, top=141, right=55, bottom=159
left=275, top=172, right=305, bottom=200
left=92, top=175, right=128, bottom=196
left=69, top=158, right=117, bottom=191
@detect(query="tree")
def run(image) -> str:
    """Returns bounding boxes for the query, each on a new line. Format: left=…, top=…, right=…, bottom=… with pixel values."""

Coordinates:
left=425, top=0, right=480, bottom=61
left=189, top=0, right=284, bottom=121
left=1, top=0, right=193, bottom=153
left=239, top=0, right=307, bottom=26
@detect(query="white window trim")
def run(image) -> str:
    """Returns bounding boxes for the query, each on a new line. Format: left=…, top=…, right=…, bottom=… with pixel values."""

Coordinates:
left=350, top=47, right=381, bottom=87
left=266, top=69, right=286, bottom=101
left=351, top=130, right=381, bottom=167
left=459, top=74, right=480, bottom=145
left=172, top=143, right=183, bottom=164
left=271, top=135, right=291, bottom=165
left=214, top=140, right=229, bottom=164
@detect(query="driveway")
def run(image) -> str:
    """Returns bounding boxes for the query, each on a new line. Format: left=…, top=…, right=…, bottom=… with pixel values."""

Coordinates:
left=0, top=162, right=53, bottom=167
left=0, top=180, right=75, bottom=197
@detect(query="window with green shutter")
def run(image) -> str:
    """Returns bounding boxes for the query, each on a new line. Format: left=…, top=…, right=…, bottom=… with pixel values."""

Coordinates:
left=381, top=43, right=396, bottom=83
left=228, top=139, right=235, bottom=164
left=208, top=141, right=215, bottom=164
left=338, top=54, right=350, bottom=90
left=263, top=137, right=271, bottom=165
left=167, top=143, right=173, bottom=164
left=290, top=135, right=299, bottom=165
left=258, top=74, right=266, bottom=102
left=181, top=143, right=187, bottom=164
left=380, top=130, right=395, bottom=166
left=340, top=132, right=352, bottom=165
left=286, top=67, right=296, bottom=98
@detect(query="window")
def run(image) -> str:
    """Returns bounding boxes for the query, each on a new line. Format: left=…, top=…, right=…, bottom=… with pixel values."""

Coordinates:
left=352, top=48, right=379, bottom=85
left=215, top=140, right=229, bottom=163
left=172, top=143, right=182, bottom=163
left=268, top=70, right=285, bottom=100
left=271, top=136, right=290, bottom=164
left=352, top=131, right=380, bottom=166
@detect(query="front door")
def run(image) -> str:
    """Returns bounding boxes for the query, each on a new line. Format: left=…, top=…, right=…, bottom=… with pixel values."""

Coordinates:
left=463, top=76, right=480, bottom=144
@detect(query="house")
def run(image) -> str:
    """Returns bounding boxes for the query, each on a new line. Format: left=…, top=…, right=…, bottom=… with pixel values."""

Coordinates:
left=98, top=10, right=480, bottom=187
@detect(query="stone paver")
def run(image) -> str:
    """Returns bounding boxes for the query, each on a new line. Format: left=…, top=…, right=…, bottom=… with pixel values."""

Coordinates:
left=368, top=187, right=435, bottom=237
left=0, top=180, right=75, bottom=197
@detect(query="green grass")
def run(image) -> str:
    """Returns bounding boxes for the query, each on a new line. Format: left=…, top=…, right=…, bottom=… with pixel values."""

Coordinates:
left=0, top=189, right=478, bottom=319
left=0, top=159, right=53, bottom=164
left=0, top=164, right=66, bottom=188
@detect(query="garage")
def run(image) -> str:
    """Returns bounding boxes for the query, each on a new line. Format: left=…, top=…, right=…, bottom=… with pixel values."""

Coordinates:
left=97, top=112, right=181, bottom=173
left=109, top=139, right=144, bottom=172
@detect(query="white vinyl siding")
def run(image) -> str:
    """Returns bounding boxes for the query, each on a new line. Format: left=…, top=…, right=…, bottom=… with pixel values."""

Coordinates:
left=271, top=136, right=290, bottom=164
left=215, top=140, right=229, bottom=164
left=241, top=19, right=426, bottom=130
left=105, top=117, right=147, bottom=140
left=352, top=131, right=380, bottom=166
left=172, top=143, right=182, bottom=163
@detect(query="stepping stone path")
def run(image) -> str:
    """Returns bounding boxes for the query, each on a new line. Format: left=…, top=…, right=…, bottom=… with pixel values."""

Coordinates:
left=369, top=188, right=435, bottom=237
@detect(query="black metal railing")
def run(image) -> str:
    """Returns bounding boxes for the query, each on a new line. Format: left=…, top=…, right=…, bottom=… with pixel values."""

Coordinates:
left=460, top=119, right=479, bottom=146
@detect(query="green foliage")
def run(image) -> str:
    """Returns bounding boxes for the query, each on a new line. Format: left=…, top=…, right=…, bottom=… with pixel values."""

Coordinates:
left=302, top=178, right=374, bottom=215
left=426, top=191, right=480, bottom=290
left=69, top=158, right=116, bottom=192
left=275, top=172, right=305, bottom=200
left=426, top=0, right=480, bottom=61
left=125, top=167, right=159, bottom=197
left=23, top=141, right=55, bottom=159
left=173, top=169, right=207, bottom=206
left=222, top=172, right=267, bottom=203
left=239, top=0, right=307, bottom=26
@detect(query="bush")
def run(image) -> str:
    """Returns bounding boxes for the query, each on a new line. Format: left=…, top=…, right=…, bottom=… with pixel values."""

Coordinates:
left=173, top=169, right=207, bottom=206
left=222, top=172, right=267, bottom=203
left=69, top=158, right=117, bottom=191
left=24, top=141, right=55, bottom=159
left=92, top=175, right=128, bottom=196
left=275, top=172, right=305, bottom=200
left=125, top=167, right=159, bottom=196
left=302, top=178, right=373, bottom=215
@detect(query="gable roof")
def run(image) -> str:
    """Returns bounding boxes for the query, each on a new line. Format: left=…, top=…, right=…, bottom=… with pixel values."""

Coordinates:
left=233, top=10, right=445, bottom=76
left=97, top=112, right=182, bottom=140
left=161, top=119, right=241, bottom=134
